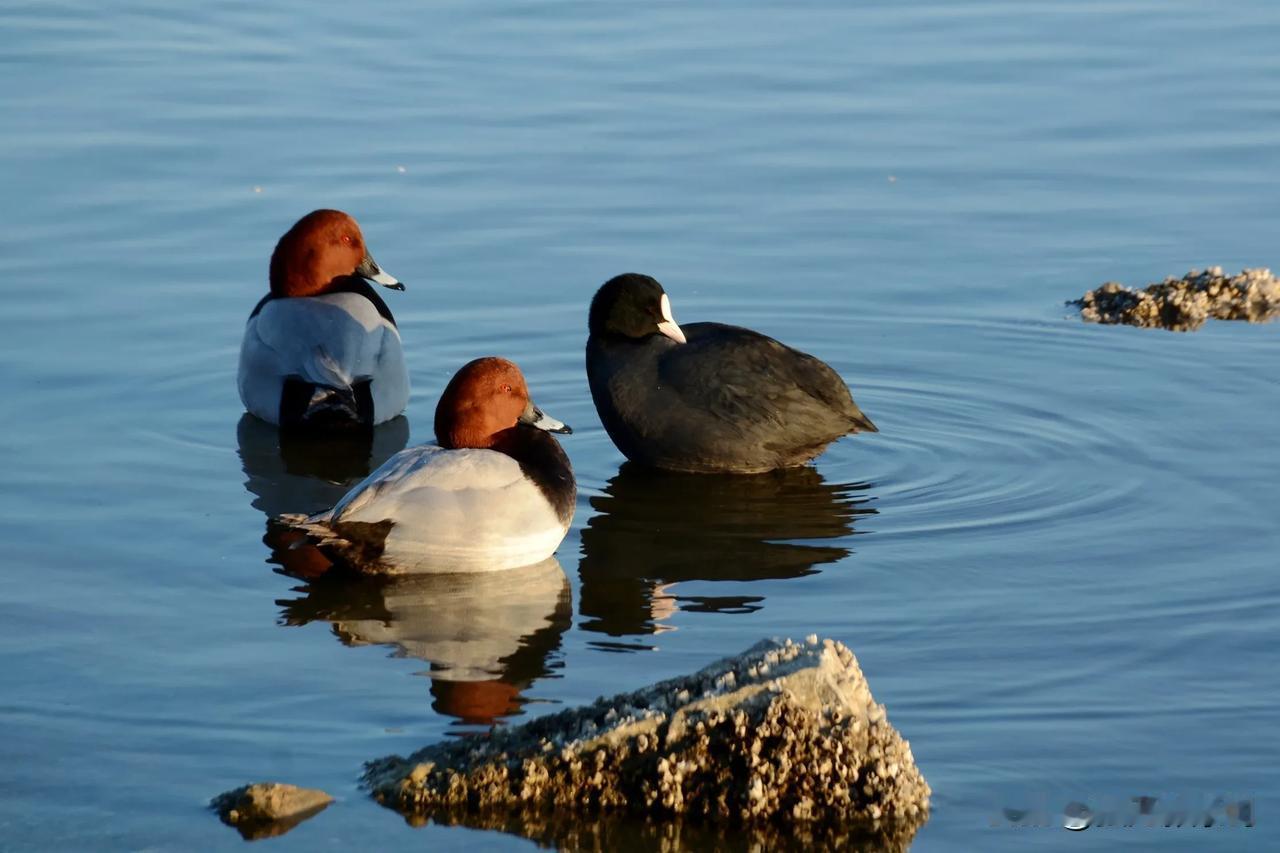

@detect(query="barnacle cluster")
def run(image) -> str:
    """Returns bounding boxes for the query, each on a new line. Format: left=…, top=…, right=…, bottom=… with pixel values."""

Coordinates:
left=1072, top=267, right=1280, bottom=331
left=365, top=637, right=929, bottom=848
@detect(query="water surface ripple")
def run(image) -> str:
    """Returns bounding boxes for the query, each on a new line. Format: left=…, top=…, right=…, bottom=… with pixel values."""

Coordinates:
left=1, top=1, right=1277, bottom=851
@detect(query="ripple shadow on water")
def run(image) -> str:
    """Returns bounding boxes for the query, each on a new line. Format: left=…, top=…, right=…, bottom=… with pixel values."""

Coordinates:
left=276, top=559, right=572, bottom=729
left=577, top=463, right=875, bottom=647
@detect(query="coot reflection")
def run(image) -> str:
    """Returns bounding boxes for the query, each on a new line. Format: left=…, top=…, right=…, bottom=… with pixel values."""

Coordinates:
left=277, top=558, right=571, bottom=727
left=578, top=464, right=874, bottom=640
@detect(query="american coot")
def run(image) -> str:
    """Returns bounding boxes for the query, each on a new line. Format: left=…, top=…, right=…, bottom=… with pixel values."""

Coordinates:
left=279, top=357, right=575, bottom=573
left=586, top=273, right=877, bottom=473
left=238, top=209, right=409, bottom=430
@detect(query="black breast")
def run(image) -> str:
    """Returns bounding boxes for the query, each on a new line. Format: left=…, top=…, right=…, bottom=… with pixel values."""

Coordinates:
left=494, top=426, right=576, bottom=525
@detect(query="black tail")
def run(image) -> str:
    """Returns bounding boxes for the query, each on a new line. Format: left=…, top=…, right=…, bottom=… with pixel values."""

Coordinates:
left=280, top=377, right=374, bottom=432
left=269, top=514, right=394, bottom=578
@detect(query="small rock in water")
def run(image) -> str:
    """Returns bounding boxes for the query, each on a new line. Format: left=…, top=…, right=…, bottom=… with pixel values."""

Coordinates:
left=1070, top=266, right=1280, bottom=331
left=365, top=637, right=929, bottom=850
left=211, top=782, right=333, bottom=840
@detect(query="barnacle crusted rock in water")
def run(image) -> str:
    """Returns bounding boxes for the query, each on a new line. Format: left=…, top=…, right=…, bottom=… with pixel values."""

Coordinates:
left=210, top=782, right=333, bottom=839
left=1071, top=267, right=1280, bottom=331
left=365, top=637, right=929, bottom=844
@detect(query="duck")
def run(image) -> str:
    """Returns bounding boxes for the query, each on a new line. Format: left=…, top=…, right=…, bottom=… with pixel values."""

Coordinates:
left=238, top=209, right=409, bottom=430
left=585, top=273, right=877, bottom=474
left=279, top=357, right=575, bottom=574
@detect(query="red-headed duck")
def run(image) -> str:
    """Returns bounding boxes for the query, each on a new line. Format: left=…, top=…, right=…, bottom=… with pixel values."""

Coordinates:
left=238, top=209, right=408, bottom=430
left=280, top=357, right=575, bottom=573
left=585, top=274, right=877, bottom=473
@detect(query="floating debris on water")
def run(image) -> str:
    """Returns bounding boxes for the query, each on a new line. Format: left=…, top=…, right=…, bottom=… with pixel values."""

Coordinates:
left=365, top=637, right=929, bottom=849
left=1071, top=267, right=1280, bottom=331
left=210, top=782, right=333, bottom=840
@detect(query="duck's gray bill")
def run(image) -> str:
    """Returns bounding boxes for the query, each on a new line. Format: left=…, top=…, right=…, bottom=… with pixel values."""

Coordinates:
left=356, top=252, right=404, bottom=290
left=521, top=403, right=572, bottom=434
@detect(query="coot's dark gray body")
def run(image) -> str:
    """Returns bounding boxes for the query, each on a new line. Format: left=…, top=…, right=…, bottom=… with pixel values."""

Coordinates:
left=587, top=321, right=877, bottom=474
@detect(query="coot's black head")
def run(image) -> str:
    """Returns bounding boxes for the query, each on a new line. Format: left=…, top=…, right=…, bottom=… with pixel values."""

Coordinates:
left=588, top=273, right=687, bottom=344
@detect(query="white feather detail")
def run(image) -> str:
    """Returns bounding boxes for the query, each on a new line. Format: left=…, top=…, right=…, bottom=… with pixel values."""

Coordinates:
left=308, top=346, right=353, bottom=389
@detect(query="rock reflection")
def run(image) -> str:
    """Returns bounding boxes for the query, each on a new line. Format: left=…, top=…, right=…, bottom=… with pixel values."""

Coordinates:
left=277, top=558, right=572, bottom=727
left=412, top=809, right=919, bottom=852
left=578, top=464, right=875, bottom=641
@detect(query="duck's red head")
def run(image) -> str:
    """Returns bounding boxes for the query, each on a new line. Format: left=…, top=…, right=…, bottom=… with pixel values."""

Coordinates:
left=434, top=357, right=571, bottom=449
left=268, top=208, right=403, bottom=297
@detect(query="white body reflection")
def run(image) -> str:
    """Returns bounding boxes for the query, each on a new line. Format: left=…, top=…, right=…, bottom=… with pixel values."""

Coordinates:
left=278, top=558, right=571, bottom=726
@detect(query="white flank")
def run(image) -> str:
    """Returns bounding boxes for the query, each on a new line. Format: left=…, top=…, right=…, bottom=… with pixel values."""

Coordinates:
left=321, top=445, right=571, bottom=574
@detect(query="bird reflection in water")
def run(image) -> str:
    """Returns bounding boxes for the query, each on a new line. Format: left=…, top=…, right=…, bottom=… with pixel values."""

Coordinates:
left=236, top=412, right=411, bottom=517
left=237, top=412, right=410, bottom=577
left=276, top=558, right=572, bottom=727
left=578, top=463, right=875, bottom=645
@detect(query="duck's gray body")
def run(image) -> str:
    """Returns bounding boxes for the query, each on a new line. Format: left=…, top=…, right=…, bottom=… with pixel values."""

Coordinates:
left=587, top=322, right=876, bottom=474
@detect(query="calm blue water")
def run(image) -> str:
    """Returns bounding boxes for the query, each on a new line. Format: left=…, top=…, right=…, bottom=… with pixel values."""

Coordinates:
left=1, top=1, right=1277, bottom=850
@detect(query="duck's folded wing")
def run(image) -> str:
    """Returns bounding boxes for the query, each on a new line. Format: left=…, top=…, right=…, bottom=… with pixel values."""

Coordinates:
left=328, top=446, right=526, bottom=522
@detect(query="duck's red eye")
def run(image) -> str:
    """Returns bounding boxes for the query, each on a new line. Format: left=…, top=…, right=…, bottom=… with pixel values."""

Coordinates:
left=501, top=384, right=512, bottom=393
left=340, top=235, right=352, bottom=244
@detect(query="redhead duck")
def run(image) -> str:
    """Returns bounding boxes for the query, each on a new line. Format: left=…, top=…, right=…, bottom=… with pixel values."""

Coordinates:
left=280, top=357, right=575, bottom=573
left=585, top=274, right=877, bottom=474
left=238, top=209, right=409, bottom=430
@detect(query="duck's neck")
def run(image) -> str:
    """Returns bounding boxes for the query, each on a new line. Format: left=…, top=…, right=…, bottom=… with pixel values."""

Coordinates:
left=491, top=426, right=575, bottom=525
left=266, top=276, right=397, bottom=325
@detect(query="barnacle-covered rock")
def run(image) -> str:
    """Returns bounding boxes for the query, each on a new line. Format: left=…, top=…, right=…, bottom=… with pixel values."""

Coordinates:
left=1071, top=267, right=1280, bottom=331
left=365, top=637, right=928, bottom=848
